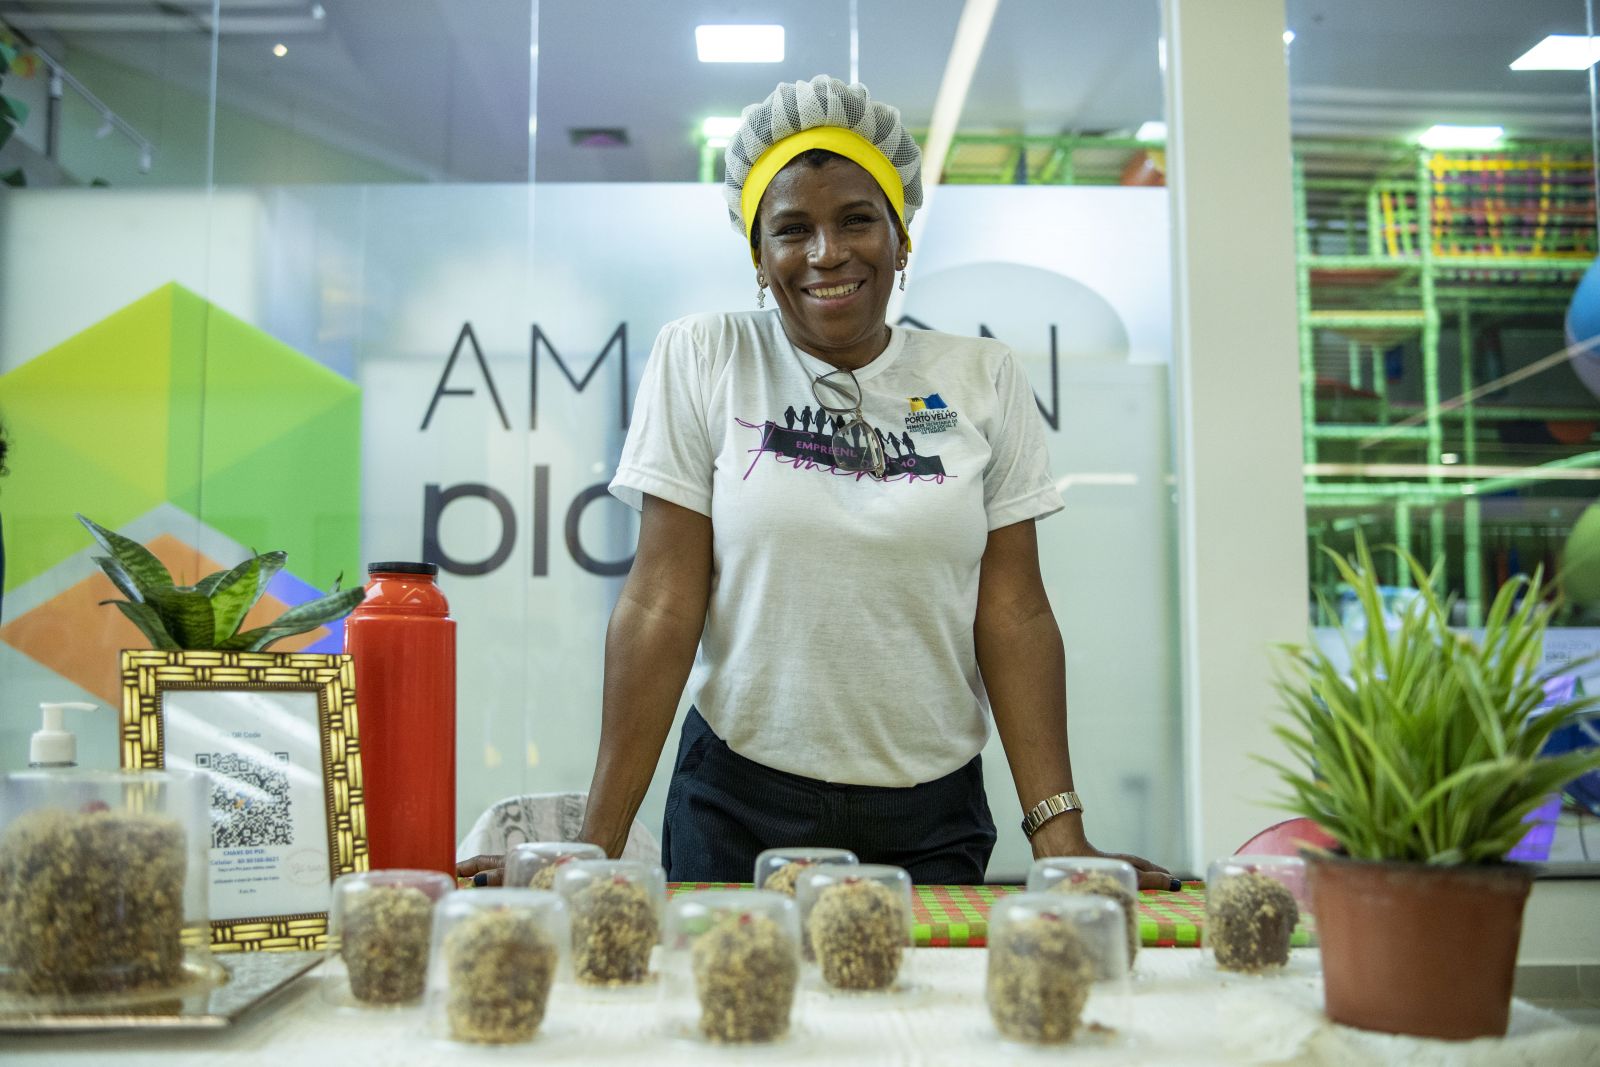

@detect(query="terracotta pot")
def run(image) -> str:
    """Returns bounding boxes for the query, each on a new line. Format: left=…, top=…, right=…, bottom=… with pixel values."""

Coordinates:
left=1307, top=852, right=1532, bottom=1040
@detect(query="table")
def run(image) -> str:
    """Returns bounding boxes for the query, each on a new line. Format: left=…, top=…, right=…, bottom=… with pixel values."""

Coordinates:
left=669, top=882, right=1318, bottom=949
left=7, top=950, right=1592, bottom=1066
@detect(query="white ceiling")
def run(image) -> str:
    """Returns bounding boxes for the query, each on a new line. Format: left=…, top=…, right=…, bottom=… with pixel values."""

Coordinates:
left=0, top=0, right=1593, bottom=182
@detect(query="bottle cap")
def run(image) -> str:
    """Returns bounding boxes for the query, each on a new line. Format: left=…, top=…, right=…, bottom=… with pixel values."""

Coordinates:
left=31, top=701, right=98, bottom=766
left=367, top=561, right=439, bottom=576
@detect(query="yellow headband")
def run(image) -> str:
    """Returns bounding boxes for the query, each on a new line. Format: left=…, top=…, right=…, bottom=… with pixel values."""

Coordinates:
left=741, top=126, right=911, bottom=267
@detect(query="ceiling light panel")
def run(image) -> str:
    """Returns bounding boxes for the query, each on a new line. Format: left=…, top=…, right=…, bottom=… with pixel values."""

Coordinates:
left=1417, top=124, right=1504, bottom=149
left=695, top=24, right=784, bottom=63
left=1510, top=34, right=1600, bottom=71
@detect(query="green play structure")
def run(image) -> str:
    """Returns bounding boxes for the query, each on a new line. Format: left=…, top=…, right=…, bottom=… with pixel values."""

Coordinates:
left=1295, top=139, right=1597, bottom=625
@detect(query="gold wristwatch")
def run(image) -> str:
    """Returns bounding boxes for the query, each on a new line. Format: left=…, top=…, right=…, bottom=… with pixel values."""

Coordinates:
left=1020, top=791, right=1084, bottom=838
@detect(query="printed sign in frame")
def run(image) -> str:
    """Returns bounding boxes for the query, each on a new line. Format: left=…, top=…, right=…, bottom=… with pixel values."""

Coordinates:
left=120, top=650, right=368, bottom=951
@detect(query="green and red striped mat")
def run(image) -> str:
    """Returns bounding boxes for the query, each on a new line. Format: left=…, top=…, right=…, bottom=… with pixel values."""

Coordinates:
left=667, top=882, right=1317, bottom=950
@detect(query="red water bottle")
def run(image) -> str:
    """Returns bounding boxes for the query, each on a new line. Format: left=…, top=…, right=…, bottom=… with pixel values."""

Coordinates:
left=345, top=562, right=456, bottom=876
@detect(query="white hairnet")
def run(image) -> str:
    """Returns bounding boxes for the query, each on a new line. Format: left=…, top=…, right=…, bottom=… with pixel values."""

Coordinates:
left=722, top=75, right=924, bottom=239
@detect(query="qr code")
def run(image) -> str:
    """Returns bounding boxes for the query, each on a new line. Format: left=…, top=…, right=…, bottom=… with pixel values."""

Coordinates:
left=203, top=753, right=293, bottom=849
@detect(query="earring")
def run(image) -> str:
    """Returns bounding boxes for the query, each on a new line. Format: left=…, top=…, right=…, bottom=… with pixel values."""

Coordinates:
left=899, top=269, right=907, bottom=292
left=756, top=272, right=767, bottom=308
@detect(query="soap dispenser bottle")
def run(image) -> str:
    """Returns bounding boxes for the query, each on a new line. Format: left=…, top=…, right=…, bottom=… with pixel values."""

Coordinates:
left=29, top=701, right=98, bottom=768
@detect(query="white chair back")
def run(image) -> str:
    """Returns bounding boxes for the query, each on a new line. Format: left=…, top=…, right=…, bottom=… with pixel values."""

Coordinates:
left=455, top=791, right=661, bottom=866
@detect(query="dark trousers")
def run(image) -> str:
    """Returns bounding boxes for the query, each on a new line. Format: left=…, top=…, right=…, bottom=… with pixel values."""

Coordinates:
left=662, top=707, right=997, bottom=884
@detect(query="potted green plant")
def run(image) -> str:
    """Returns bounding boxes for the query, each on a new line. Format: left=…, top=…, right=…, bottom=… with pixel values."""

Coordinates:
left=78, top=514, right=363, bottom=651
left=1268, top=536, right=1600, bottom=1040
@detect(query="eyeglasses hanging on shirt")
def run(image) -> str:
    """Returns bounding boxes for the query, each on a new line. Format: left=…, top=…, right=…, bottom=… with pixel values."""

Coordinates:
left=792, top=355, right=889, bottom=480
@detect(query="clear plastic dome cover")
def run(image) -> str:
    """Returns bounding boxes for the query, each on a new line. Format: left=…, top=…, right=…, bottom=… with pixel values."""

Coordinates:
left=506, top=841, right=606, bottom=891
left=326, top=868, right=455, bottom=1007
left=794, top=863, right=913, bottom=994
left=554, top=859, right=665, bottom=988
left=986, top=891, right=1131, bottom=1044
left=426, top=887, right=567, bottom=1044
left=0, top=768, right=219, bottom=1008
left=1026, top=855, right=1141, bottom=969
left=660, top=889, right=801, bottom=1044
left=753, top=846, right=858, bottom=896
left=1204, top=855, right=1309, bottom=973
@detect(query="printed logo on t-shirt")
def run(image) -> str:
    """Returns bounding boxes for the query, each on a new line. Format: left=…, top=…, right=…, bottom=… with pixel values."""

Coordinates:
left=904, top=393, right=960, bottom=436
left=734, top=401, right=952, bottom=484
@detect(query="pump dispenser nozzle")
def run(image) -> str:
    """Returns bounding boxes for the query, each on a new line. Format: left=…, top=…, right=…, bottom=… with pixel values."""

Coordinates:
left=30, top=701, right=98, bottom=768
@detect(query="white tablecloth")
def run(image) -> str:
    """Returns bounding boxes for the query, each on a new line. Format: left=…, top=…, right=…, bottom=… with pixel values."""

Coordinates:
left=7, top=950, right=1597, bottom=1066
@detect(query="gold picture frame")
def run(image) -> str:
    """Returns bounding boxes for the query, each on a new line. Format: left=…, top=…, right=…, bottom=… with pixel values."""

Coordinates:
left=120, top=650, right=369, bottom=952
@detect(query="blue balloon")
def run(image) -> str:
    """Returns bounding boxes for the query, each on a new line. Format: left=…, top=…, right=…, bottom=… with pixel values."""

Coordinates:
left=1542, top=712, right=1600, bottom=817
left=1564, top=258, right=1600, bottom=400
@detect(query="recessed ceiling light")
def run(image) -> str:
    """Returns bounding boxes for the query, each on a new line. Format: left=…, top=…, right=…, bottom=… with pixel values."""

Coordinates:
left=1417, top=124, right=1504, bottom=149
left=1510, top=34, right=1600, bottom=71
left=695, top=24, right=784, bottom=63
left=1135, top=121, right=1166, bottom=143
left=272, top=43, right=287, bottom=58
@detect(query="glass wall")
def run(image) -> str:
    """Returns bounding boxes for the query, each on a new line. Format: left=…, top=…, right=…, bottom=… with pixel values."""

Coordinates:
left=936, top=0, right=1179, bottom=874
left=1288, top=0, right=1600, bottom=867
left=0, top=1, right=1179, bottom=880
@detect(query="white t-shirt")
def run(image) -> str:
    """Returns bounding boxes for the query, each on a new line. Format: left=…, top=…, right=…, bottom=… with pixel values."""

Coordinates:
left=610, top=309, right=1063, bottom=787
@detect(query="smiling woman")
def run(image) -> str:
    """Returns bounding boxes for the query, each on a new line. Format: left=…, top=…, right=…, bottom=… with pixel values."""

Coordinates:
left=555, top=75, right=1176, bottom=891
left=754, top=154, right=903, bottom=371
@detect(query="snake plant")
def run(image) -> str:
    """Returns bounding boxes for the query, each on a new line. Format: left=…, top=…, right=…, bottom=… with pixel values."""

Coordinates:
left=1267, top=534, right=1600, bottom=865
left=78, top=514, right=364, bottom=652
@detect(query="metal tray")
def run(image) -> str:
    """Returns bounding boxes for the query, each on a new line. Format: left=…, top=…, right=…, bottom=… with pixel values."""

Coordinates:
left=0, top=950, right=320, bottom=1032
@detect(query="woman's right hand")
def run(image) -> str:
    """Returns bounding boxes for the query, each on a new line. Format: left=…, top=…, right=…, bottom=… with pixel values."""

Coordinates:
left=455, top=854, right=505, bottom=887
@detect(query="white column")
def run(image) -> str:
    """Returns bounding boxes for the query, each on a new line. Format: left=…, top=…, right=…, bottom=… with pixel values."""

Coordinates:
left=1163, top=0, right=1309, bottom=869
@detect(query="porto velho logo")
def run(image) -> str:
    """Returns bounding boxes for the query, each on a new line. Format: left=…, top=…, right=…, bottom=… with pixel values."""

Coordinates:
left=905, top=393, right=958, bottom=435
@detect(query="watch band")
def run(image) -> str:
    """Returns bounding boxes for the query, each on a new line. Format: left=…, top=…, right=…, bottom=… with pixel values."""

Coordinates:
left=1020, top=791, right=1084, bottom=838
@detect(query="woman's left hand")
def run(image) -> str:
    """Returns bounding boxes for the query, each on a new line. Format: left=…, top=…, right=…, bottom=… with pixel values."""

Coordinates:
left=1027, top=817, right=1179, bottom=891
